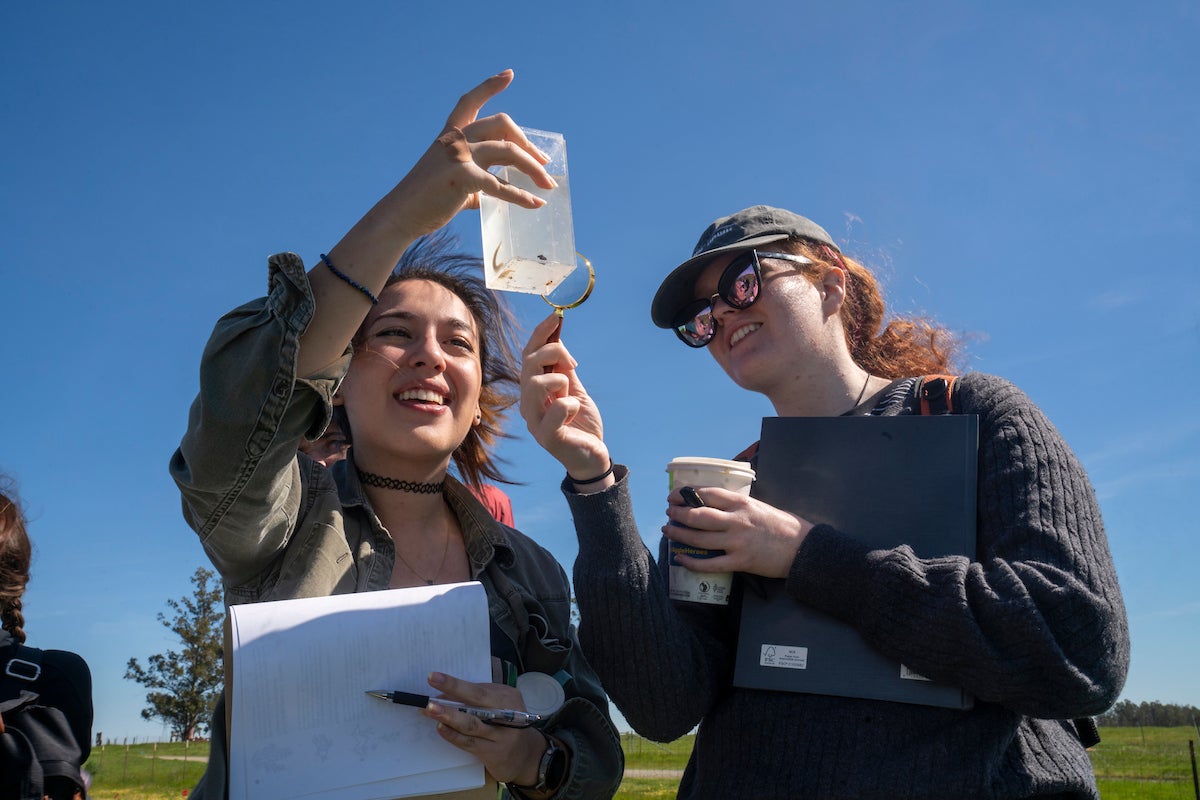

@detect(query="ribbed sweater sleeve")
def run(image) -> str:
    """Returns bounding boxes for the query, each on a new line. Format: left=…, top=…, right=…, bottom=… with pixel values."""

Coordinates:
left=788, top=373, right=1129, bottom=718
left=564, top=466, right=736, bottom=742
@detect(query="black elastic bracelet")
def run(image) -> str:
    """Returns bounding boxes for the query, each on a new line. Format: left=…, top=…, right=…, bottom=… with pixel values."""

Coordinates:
left=321, top=253, right=379, bottom=305
left=568, top=461, right=614, bottom=486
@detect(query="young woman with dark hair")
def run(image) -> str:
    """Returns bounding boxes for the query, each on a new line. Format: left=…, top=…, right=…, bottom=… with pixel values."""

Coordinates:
left=171, top=72, right=621, bottom=800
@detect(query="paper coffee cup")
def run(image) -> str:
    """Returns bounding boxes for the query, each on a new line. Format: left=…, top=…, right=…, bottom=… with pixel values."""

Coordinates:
left=665, top=457, right=756, bottom=605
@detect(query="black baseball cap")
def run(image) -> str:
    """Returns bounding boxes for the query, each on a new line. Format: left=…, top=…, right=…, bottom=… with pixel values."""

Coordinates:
left=651, top=205, right=838, bottom=328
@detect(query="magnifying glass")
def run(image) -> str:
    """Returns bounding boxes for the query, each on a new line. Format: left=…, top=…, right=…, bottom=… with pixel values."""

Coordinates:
left=540, top=253, right=594, bottom=371
left=542, top=251, right=594, bottom=317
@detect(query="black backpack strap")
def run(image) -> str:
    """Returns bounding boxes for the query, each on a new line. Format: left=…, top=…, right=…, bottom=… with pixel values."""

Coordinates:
left=2, top=645, right=89, bottom=799
left=917, top=374, right=958, bottom=415
left=2, top=646, right=47, bottom=800
left=0, top=718, right=45, bottom=800
left=4, top=644, right=45, bottom=686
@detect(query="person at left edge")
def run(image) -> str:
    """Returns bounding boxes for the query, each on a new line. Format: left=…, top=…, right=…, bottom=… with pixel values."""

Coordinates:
left=169, top=70, right=622, bottom=800
left=1, top=476, right=93, bottom=800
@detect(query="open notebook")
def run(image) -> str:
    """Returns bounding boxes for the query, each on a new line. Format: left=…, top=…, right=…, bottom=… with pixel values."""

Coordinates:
left=225, top=581, right=492, bottom=800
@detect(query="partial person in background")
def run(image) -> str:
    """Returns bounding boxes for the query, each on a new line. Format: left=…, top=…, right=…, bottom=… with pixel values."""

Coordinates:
left=297, top=413, right=351, bottom=468
left=171, top=71, right=621, bottom=800
left=521, top=205, right=1129, bottom=799
left=1, top=476, right=94, bottom=800
left=301, top=412, right=516, bottom=526
left=472, top=482, right=516, bottom=528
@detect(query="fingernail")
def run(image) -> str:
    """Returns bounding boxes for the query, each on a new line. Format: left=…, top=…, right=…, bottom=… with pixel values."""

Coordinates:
left=426, top=701, right=444, bottom=714
left=546, top=175, right=559, bottom=188
left=428, top=671, right=445, bottom=687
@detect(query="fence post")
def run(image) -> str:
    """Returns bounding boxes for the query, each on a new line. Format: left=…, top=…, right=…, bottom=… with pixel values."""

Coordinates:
left=1188, top=740, right=1198, bottom=800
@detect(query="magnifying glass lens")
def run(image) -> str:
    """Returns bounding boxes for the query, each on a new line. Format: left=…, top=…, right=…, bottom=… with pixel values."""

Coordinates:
left=543, top=253, right=594, bottom=313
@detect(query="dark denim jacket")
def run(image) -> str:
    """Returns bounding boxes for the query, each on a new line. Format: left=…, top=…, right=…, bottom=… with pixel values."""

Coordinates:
left=170, top=253, right=622, bottom=799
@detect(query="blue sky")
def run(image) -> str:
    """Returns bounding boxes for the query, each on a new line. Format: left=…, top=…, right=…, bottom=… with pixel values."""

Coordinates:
left=3, top=2, right=1196, bottom=741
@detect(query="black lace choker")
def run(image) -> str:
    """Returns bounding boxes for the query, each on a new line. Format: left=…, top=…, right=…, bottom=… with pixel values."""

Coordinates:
left=358, top=469, right=444, bottom=494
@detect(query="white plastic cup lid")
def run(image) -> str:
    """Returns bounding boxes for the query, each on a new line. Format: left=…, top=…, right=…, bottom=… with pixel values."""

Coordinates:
left=666, top=456, right=755, bottom=477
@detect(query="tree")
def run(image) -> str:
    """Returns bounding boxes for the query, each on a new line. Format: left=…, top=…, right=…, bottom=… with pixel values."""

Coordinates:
left=125, top=566, right=224, bottom=741
left=1095, top=699, right=1200, bottom=727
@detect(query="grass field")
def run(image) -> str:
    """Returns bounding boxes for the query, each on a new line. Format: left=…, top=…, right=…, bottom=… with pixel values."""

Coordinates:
left=83, top=726, right=1199, bottom=799
left=1089, top=726, right=1200, bottom=800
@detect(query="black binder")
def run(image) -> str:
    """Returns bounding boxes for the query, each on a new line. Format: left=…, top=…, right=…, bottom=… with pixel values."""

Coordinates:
left=733, top=414, right=979, bottom=708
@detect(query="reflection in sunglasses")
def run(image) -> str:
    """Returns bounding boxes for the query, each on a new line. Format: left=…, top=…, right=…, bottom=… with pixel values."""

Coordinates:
left=672, top=250, right=812, bottom=348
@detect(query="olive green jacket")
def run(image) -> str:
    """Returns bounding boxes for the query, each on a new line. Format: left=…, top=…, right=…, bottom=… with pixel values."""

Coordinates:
left=170, top=253, right=622, bottom=800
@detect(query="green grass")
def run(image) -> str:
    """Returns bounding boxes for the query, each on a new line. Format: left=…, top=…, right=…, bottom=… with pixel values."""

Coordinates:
left=620, top=732, right=695, bottom=768
left=86, top=741, right=210, bottom=800
left=1089, top=726, right=1200, bottom=799
left=615, top=728, right=1200, bottom=799
left=84, top=727, right=1199, bottom=799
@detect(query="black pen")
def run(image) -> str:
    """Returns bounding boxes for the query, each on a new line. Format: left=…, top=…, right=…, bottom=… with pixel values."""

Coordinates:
left=365, top=690, right=542, bottom=728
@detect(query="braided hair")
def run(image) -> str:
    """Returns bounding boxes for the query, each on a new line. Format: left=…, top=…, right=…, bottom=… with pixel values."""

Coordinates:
left=0, top=477, right=31, bottom=644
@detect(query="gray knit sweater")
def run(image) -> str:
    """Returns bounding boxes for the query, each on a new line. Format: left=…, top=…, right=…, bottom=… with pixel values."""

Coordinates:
left=565, top=373, right=1128, bottom=799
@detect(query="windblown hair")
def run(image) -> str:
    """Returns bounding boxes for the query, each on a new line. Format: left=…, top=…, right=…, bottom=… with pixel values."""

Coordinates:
left=336, top=231, right=522, bottom=489
left=0, top=476, right=32, bottom=644
left=778, top=238, right=962, bottom=377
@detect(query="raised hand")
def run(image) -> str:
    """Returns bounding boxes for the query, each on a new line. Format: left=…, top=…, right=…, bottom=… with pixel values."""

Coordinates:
left=520, top=314, right=612, bottom=487
left=385, top=69, right=556, bottom=240
left=301, top=69, right=553, bottom=376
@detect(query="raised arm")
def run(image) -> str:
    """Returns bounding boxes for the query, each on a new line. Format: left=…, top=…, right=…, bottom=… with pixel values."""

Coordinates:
left=298, top=69, right=553, bottom=376
left=520, top=315, right=737, bottom=740
left=172, top=71, right=556, bottom=586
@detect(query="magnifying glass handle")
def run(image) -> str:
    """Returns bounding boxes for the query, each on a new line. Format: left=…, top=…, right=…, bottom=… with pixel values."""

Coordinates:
left=542, top=313, right=564, bottom=374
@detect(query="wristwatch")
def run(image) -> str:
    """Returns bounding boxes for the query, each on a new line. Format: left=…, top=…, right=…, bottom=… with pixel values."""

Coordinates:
left=512, top=732, right=568, bottom=796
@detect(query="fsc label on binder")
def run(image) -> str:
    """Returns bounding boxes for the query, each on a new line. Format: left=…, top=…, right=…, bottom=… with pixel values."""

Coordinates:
left=759, top=644, right=808, bottom=670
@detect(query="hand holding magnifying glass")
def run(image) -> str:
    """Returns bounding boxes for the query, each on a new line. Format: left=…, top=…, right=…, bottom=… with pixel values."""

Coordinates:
left=540, top=253, right=594, bottom=372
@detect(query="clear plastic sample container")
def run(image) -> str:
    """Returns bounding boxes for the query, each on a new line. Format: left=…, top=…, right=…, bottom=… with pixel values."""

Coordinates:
left=479, top=127, right=577, bottom=295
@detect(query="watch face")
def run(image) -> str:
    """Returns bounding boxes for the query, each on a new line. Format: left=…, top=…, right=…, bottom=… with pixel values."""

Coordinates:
left=544, top=741, right=568, bottom=791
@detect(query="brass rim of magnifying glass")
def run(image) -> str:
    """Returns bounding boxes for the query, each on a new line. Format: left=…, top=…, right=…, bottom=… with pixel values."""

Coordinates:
left=491, top=244, right=595, bottom=312
left=542, top=253, right=595, bottom=313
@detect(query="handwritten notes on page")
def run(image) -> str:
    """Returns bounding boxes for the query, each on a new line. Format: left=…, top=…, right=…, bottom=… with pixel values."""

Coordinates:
left=227, top=581, right=491, bottom=800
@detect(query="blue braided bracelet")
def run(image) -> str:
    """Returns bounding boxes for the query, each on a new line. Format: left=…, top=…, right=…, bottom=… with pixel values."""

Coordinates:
left=320, top=253, right=378, bottom=305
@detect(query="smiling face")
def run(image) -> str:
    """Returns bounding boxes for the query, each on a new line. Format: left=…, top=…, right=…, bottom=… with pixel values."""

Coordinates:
left=336, top=279, right=483, bottom=477
left=694, top=249, right=843, bottom=396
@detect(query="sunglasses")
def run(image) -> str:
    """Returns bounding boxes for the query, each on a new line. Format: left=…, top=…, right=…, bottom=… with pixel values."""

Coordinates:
left=672, top=250, right=813, bottom=347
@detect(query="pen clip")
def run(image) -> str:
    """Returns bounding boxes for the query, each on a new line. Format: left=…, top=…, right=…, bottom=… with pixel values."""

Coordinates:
left=479, top=711, right=542, bottom=728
